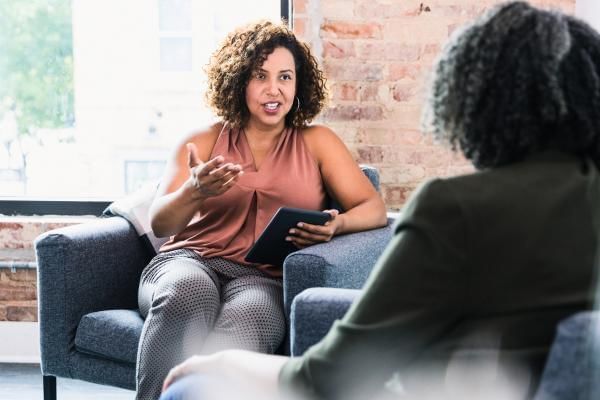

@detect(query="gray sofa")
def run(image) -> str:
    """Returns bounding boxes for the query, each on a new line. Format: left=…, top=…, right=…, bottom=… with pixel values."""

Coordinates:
left=34, top=166, right=393, bottom=400
left=288, top=289, right=600, bottom=399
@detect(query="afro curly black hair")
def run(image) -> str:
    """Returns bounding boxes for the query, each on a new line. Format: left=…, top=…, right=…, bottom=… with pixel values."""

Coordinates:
left=424, top=1, right=600, bottom=168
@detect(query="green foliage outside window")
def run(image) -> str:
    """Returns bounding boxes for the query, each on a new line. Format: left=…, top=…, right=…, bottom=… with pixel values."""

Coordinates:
left=0, top=0, right=74, bottom=136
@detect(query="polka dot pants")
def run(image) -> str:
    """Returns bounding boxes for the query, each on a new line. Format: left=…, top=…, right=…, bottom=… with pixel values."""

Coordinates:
left=135, top=249, right=285, bottom=400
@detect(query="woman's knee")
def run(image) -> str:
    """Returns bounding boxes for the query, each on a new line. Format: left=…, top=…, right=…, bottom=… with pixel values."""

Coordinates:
left=153, top=271, right=219, bottom=318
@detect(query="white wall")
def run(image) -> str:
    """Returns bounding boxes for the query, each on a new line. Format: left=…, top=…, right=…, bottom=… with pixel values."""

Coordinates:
left=0, top=322, right=39, bottom=363
left=576, top=0, right=600, bottom=32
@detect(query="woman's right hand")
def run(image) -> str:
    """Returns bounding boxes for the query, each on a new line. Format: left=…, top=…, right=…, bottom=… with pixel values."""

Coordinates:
left=186, top=142, right=243, bottom=200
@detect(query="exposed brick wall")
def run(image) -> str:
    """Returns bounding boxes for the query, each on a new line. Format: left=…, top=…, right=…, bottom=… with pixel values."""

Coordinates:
left=293, top=0, right=576, bottom=210
left=0, top=218, right=92, bottom=322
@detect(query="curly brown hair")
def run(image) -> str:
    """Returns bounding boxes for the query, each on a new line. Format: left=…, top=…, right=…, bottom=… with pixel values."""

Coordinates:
left=205, top=20, right=327, bottom=128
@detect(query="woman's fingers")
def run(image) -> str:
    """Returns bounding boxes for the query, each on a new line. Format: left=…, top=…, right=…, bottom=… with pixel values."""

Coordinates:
left=190, top=158, right=243, bottom=198
left=287, top=210, right=340, bottom=246
left=193, top=156, right=224, bottom=177
left=287, top=226, right=332, bottom=248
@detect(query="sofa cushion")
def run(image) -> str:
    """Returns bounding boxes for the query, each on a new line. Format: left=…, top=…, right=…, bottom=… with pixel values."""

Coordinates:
left=534, top=311, right=600, bottom=400
left=75, top=309, right=144, bottom=365
left=290, top=287, right=361, bottom=356
left=103, top=182, right=168, bottom=255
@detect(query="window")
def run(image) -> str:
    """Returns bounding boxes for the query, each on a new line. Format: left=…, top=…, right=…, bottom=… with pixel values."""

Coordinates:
left=0, top=0, right=287, bottom=214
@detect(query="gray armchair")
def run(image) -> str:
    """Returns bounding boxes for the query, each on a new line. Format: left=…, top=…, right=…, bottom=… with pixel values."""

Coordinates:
left=34, top=166, right=393, bottom=400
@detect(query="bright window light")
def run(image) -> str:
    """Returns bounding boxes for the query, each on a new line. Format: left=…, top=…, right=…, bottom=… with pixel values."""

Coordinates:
left=0, top=0, right=282, bottom=199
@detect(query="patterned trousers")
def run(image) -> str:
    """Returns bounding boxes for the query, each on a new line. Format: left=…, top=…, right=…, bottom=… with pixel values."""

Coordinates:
left=135, top=249, right=285, bottom=400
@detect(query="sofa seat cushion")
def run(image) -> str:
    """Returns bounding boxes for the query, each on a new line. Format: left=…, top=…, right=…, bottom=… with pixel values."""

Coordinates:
left=75, top=309, right=144, bottom=365
left=290, top=287, right=361, bottom=356
left=534, top=311, right=600, bottom=400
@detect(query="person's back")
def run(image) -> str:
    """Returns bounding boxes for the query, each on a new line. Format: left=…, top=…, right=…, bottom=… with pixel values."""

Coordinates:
left=393, top=151, right=600, bottom=398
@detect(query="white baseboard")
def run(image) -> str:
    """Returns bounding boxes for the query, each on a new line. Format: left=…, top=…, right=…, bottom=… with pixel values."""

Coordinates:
left=0, top=322, right=40, bottom=363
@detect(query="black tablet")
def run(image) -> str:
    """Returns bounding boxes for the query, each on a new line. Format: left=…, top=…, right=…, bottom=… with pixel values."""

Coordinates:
left=245, top=207, right=331, bottom=266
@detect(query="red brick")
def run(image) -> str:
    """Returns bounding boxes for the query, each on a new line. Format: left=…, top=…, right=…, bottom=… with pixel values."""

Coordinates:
left=324, top=62, right=384, bottom=81
left=388, top=63, right=424, bottom=81
left=380, top=165, right=426, bottom=184
left=385, top=43, right=422, bottom=62
left=0, top=306, right=6, bottom=320
left=359, top=83, right=380, bottom=102
left=355, top=0, right=433, bottom=18
left=0, top=221, right=43, bottom=249
left=4, top=268, right=36, bottom=282
left=356, top=42, right=387, bottom=61
left=392, top=82, right=420, bottom=103
left=384, top=18, right=448, bottom=45
left=293, top=17, right=306, bottom=37
left=383, top=185, right=418, bottom=208
left=389, top=104, right=424, bottom=130
left=358, top=128, right=425, bottom=146
left=321, top=0, right=356, bottom=19
left=356, top=145, right=386, bottom=164
left=323, top=40, right=356, bottom=59
left=294, top=0, right=307, bottom=14
left=432, top=4, right=487, bottom=19
left=0, top=287, right=37, bottom=301
left=332, top=82, right=358, bottom=101
left=321, top=21, right=383, bottom=39
left=323, top=105, right=384, bottom=121
left=7, top=305, right=37, bottom=322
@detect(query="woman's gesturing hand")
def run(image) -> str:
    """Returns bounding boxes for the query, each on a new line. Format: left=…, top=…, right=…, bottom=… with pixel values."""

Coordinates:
left=186, top=142, right=243, bottom=200
left=286, top=209, right=342, bottom=248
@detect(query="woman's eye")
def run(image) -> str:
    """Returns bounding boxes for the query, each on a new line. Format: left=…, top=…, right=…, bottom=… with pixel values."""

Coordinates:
left=255, top=73, right=265, bottom=80
left=281, top=74, right=292, bottom=81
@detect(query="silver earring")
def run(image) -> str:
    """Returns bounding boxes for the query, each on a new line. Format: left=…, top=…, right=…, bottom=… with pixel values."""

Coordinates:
left=295, top=97, right=301, bottom=112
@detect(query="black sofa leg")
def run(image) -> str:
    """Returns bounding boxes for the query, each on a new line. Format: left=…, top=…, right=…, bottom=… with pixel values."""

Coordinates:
left=43, top=375, right=57, bottom=400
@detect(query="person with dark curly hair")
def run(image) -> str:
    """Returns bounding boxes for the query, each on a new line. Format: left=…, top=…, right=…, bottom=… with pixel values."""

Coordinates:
left=158, top=2, right=600, bottom=400
left=134, top=20, right=387, bottom=400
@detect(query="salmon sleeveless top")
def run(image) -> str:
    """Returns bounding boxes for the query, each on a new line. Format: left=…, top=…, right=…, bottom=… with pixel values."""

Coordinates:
left=159, top=124, right=327, bottom=276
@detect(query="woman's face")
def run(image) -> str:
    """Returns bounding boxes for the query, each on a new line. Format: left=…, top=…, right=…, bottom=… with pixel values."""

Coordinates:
left=245, top=46, right=296, bottom=131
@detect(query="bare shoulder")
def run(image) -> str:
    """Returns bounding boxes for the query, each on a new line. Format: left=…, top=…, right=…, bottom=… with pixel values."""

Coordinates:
left=301, top=124, right=349, bottom=161
left=301, top=124, right=339, bottom=141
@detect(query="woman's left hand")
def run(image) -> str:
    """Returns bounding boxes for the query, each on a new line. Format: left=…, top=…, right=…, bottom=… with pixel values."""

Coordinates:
left=286, top=209, right=342, bottom=248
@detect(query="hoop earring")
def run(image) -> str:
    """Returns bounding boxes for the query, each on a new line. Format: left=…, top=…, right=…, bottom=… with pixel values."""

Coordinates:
left=295, top=96, right=301, bottom=112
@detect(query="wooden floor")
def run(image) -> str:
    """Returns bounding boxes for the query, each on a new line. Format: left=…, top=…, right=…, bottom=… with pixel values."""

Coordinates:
left=0, top=363, right=134, bottom=400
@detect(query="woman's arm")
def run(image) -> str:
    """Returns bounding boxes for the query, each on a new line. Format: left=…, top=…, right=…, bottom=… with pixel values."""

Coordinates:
left=149, top=124, right=243, bottom=237
left=288, top=125, right=387, bottom=247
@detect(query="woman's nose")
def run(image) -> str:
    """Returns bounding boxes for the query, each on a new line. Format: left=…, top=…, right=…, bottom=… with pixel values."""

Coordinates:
left=265, top=79, right=279, bottom=96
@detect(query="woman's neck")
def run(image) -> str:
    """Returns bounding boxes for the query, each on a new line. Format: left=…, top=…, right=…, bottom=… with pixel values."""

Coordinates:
left=243, top=121, right=287, bottom=144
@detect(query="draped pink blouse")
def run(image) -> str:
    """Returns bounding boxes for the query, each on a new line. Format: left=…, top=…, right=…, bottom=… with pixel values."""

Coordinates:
left=160, top=125, right=327, bottom=276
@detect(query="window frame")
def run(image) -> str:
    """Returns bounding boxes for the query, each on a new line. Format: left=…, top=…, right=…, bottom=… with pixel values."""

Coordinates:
left=0, top=0, right=291, bottom=216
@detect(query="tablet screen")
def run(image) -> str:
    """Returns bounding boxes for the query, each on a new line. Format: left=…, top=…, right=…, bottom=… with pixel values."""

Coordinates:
left=245, top=207, right=331, bottom=266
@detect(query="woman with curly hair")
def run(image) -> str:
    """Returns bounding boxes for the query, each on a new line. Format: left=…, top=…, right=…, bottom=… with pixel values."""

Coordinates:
left=135, top=20, right=387, bottom=400
left=159, top=2, right=600, bottom=400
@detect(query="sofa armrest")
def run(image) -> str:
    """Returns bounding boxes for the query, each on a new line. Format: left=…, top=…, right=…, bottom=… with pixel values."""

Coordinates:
left=34, top=216, right=153, bottom=377
left=282, top=221, right=393, bottom=318
left=290, top=287, right=361, bottom=356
